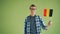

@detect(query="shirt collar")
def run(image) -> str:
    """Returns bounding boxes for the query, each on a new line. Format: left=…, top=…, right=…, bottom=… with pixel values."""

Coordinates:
left=30, top=15, right=36, bottom=18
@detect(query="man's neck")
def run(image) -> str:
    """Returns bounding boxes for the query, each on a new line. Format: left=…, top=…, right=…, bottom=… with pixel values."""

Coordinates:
left=30, top=14, right=36, bottom=17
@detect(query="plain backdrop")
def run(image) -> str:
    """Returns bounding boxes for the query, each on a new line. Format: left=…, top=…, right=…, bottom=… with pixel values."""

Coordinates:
left=0, top=0, right=60, bottom=34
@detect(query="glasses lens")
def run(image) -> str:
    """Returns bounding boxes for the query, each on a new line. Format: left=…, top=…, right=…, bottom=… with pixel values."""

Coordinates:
left=31, top=8, right=36, bottom=10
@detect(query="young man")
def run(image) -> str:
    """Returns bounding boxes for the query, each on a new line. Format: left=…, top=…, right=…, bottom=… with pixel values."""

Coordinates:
left=24, top=4, right=51, bottom=34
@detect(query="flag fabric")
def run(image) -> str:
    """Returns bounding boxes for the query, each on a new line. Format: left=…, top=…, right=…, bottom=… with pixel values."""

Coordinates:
left=44, top=9, right=53, bottom=17
left=44, top=9, right=47, bottom=16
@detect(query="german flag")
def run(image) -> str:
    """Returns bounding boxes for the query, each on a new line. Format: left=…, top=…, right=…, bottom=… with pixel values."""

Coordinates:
left=44, top=9, right=53, bottom=17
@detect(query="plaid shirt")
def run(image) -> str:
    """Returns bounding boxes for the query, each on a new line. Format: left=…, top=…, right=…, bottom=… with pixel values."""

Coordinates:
left=24, top=15, right=47, bottom=34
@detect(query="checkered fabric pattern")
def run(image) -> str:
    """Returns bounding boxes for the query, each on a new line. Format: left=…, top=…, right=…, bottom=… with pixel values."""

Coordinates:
left=24, top=15, right=47, bottom=34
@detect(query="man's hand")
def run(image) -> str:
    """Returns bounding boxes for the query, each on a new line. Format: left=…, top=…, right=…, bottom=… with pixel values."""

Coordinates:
left=47, top=21, right=52, bottom=28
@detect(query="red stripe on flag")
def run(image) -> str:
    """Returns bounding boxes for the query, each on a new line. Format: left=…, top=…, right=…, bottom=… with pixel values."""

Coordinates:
left=44, top=9, right=47, bottom=16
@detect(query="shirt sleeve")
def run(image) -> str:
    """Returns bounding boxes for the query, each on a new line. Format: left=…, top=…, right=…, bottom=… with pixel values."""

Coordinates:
left=24, top=17, right=27, bottom=34
left=39, top=16, right=47, bottom=30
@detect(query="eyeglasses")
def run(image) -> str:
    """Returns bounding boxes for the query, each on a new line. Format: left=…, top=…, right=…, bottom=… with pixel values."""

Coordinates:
left=30, top=8, right=36, bottom=10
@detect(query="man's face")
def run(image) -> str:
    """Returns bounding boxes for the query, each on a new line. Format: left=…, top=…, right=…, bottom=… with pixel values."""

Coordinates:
left=30, top=7, right=36, bottom=15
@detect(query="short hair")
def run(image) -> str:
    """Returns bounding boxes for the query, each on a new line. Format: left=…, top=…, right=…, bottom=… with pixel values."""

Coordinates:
left=29, top=4, right=36, bottom=9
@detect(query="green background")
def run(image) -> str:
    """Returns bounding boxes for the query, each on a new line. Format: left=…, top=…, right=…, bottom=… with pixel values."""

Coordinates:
left=0, top=0, right=60, bottom=34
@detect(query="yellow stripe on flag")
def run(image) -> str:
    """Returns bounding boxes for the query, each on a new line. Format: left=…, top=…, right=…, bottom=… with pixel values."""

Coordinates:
left=47, top=9, right=49, bottom=17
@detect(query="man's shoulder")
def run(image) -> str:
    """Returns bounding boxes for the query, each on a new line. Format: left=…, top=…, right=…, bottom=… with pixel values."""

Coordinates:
left=35, top=15, right=41, bottom=18
left=36, top=15, right=40, bottom=17
left=25, top=15, right=30, bottom=20
left=35, top=15, right=42, bottom=19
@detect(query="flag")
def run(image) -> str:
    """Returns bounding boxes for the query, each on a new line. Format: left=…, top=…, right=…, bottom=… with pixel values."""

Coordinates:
left=44, top=8, right=53, bottom=17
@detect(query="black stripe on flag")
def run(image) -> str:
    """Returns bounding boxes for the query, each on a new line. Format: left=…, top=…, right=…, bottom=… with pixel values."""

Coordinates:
left=49, top=9, right=53, bottom=17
